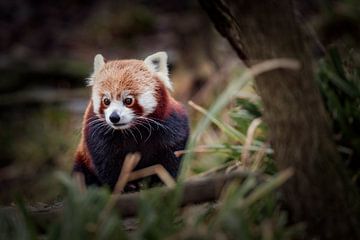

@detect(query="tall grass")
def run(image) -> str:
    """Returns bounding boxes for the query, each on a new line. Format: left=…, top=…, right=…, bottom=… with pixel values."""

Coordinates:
left=316, top=48, right=360, bottom=186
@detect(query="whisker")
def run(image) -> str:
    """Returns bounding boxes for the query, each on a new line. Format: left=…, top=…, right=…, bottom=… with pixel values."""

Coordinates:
left=87, top=118, right=104, bottom=123
left=87, top=120, right=105, bottom=128
left=87, top=118, right=105, bottom=127
left=128, top=128, right=138, bottom=144
left=134, top=119, right=152, bottom=142
left=138, top=116, right=176, bottom=136
left=90, top=122, right=109, bottom=139
left=86, top=116, right=102, bottom=123
left=104, top=125, right=114, bottom=136
left=133, top=125, right=143, bottom=140
left=123, top=128, right=130, bottom=139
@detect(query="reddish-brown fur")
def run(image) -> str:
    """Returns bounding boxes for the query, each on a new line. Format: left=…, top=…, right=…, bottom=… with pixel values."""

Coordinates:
left=74, top=103, right=97, bottom=172
left=75, top=59, right=179, bottom=173
left=97, top=60, right=154, bottom=94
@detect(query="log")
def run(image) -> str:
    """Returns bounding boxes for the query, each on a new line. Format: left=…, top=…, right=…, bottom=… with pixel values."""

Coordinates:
left=115, top=170, right=261, bottom=218
left=4, top=170, right=262, bottom=228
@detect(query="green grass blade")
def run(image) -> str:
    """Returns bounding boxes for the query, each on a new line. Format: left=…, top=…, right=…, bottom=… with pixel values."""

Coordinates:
left=180, top=59, right=299, bottom=179
left=189, top=100, right=246, bottom=143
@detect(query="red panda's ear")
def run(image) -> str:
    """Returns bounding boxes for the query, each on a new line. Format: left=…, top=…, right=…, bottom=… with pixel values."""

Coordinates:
left=94, top=54, right=105, bottom=73
left=87, top=54, right=105, bottom=86
left=144, top=51, right=173, bottom=91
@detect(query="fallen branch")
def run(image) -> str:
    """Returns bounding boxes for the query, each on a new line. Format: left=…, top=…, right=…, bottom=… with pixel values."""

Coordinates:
left=2, top=169, right=264, bottom=230
left=115, top=170, right=263, bottom=218
left=59, top=171, right=261, bottom=220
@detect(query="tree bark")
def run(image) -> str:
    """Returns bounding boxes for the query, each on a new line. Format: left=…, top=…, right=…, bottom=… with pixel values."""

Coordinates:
left=199, top=0, right=360, bottom=239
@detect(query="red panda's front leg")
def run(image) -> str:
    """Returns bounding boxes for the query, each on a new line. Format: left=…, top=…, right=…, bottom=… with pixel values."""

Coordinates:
left=72, top=147, right=101, bottom=187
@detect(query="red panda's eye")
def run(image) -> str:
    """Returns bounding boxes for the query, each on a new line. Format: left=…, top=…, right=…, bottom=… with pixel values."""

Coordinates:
left=124, top=97, right=133, bottom=106
left=103, top=97, right=111, bottom=106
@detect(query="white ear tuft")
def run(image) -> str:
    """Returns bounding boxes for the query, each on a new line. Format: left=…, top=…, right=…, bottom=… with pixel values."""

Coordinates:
left=144, top=52, right=168, bottom=75
left=87, top=54, right=105, bottom=86
left=144, top=51, right=173, bottom=91
left=94, top=54, right=105, bottom=72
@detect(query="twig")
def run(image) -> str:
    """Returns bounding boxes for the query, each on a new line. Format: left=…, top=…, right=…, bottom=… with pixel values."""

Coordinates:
left=251, top=142, right=270, bottom=171
left=189, top=160, right=238, bottom=179
left=241, top=118, right=262, bottom=168
left=73, top=172, right=86, bottom=194
left=128, top=164, right=176, bottom=187
left=113, top=153, right=141, bottom=194
left=174, top=144, right=273, bottom=157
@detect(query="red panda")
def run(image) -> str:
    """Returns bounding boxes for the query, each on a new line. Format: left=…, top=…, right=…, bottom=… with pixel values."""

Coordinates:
left=73, top=52, right=189, bottom=190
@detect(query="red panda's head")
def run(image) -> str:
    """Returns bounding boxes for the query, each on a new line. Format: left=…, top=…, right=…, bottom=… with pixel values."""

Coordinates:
left=87, top=52, right=172, bottom=129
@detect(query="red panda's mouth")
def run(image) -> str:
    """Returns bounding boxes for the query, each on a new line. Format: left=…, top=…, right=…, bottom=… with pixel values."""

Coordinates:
left=110, top=122, right=132, bottom=130
left=113, top=123, right=127, bottom=127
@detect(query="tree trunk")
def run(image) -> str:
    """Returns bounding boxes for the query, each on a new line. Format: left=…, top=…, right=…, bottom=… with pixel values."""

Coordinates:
left=199, top=0, right=360, bottom=239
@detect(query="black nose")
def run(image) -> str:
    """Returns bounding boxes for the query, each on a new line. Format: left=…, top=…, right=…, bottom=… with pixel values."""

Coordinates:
left=109, top=112, right=120, bottom=123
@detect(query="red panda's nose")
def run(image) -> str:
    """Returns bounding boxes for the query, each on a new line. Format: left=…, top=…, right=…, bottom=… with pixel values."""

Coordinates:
left=109, top=112, right=121, bottom=123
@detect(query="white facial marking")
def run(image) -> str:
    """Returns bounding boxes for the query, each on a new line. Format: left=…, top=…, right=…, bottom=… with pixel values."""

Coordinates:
left=104, top=100, right=135, bottom=129
left=91, top=86, right=103, bottom=115
left=138, top=90, right=157, bottom=115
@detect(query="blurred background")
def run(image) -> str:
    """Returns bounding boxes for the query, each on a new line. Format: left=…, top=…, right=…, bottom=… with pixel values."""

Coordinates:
left=0, top=0, right=241, bottom=203
left=1, top=1, right=360, bottom=239
left=1, top=0, right=360, bottom=206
